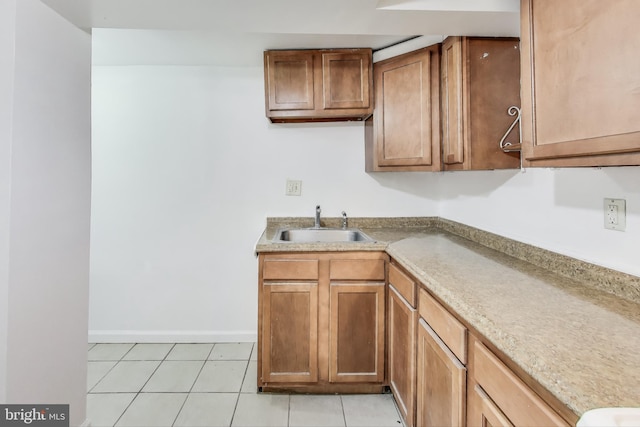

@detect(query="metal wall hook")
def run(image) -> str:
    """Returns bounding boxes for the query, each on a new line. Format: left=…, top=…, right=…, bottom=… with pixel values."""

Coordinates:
left=499, top=106, right=522, bottom=152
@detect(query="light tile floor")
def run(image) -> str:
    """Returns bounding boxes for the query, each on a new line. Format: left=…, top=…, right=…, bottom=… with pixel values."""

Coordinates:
left=87, top=343, right=404, bottom=427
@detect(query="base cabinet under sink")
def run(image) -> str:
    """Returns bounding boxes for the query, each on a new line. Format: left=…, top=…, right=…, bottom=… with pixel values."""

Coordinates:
left=258, top=251, right=388, bottom=393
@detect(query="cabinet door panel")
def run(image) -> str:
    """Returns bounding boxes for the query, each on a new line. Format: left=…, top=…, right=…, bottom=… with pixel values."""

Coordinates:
left=521, top=0, right=640, bottom=165
left=441, top=37, right=464, bottom=165
left=441, top=36, right=521, bottom=171
left=266, top=52, right=315, bottom=111
left=418, top=288, right=467, bottom=364
left=323, top=52, right=371, bottom=110
left=466, top=38, right=521, bottom=170
left=471, top=384, right=514, bottom=427
left=263, top=258, right=319, bottom=280
left=389, top=285, right=417, bottom=427
left=378, top=56, right=432, bottom=165
left=389, top=263, right=416, bottom=306
left=329, top=282, right=385, bottom=383
left=416, top=319, right=466, bottom=427
left=262, top=282, right=318, bottom=383
left=365, top=45, right=441, bottom=171
left=329, top=258, right=385, bottom=281
left=473, top=341, right=568, bottom=426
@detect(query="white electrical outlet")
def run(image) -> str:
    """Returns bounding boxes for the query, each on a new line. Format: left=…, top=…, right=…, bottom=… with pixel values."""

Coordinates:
left=286, top=179, right=302, bottom=196
left=604, top=198, right=626, bottom=231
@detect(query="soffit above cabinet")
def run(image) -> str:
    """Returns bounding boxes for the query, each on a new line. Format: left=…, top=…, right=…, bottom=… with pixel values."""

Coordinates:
left=41, top=0, right=519, bottom=67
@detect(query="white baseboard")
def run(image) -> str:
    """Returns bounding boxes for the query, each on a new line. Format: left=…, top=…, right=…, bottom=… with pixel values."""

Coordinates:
left=88, top=330, right=257, bottom=343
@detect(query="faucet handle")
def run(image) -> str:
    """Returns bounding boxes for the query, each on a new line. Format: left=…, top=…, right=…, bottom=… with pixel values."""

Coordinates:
left=314, top=205, right=322, bottom=229
left=341, top=211, right=348, bottom=229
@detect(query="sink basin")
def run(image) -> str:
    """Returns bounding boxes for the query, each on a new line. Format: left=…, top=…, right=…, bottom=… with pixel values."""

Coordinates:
left=577, top=408, right=640, bottom=427
left=273, top=228, right=375, bottom=243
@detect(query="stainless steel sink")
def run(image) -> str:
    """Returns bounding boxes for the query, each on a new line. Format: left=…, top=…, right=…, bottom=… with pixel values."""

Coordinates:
left=273, top=227, right=375, bottom=243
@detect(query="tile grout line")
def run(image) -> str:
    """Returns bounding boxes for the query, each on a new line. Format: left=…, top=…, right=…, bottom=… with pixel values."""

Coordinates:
left=228, top=342, right=254, bottom=426
left=112, top=343, right=176, bottom=427
left=228, top=391, right=242, bottom=427
left=171, top=343, right=216, bottom=427
left=87, top=343, right=136, bottom=394
left=87, top=360, right=119, bottom=394
left=90, top=343, right=324, bottom=427
left=340, top=395, right=348, bottom=427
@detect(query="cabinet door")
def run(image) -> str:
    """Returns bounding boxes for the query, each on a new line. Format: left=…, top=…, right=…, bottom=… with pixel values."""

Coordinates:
left=521, top=0, right=640, bottom=166
left=468, top=384, right=514, bottom=427
left=365, top=45, right=441, bottom=171
left=441, top=37, right=521, bottom=171
left=464, top=38, right=521, bottom=171
left=329, top=282, right=385, bottom=383
left=322, top=52, right=371, bottom=110
left=441, top=37, right=464, bottom=166
left=472, top=341, right=569, bottom=426
left=261, top=282, right=318, bottom=383
left=265, top=51, right=315, bottom=111
left=389, top=285, right=417, bottom=427
left=416, top=319, right=466, bottom=427
left=264, top=49, right=373, bottom=122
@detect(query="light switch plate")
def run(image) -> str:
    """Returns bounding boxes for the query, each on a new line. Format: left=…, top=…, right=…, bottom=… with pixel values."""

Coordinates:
left=604, top=198, right=626, bottom=231
left=286, top=179, right=302, bottom=196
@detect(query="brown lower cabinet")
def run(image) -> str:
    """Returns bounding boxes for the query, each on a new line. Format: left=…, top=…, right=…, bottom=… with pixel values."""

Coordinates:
left=467, top=337, right=570, bottom=427
left=416, top=287, right=467, bottom=427
left=388, top=263, right=418, bottom=427
left=387, top=258, right=572, bottom=427
left=259, top=252, right=575, bottom=425
left=329, top=281, right=385, bottom=383
left=261, top=281, right=318, bottom=383
left=417, top=319, right=466, bottom=427
left=258, top=252, right=387, bottom=392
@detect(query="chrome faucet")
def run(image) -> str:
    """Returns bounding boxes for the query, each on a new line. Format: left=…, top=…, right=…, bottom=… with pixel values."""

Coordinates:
left=342, top=211, right=348, bottom=229
left=314, top=205, right=321, bottom=228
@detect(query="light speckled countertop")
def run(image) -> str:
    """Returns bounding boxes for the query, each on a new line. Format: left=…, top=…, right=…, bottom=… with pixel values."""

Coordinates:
left=255, top=217, right=640, bottom=419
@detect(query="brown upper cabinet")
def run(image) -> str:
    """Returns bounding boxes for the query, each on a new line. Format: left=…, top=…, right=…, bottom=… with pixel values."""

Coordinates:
left=520, top=0, right=640, bottom=167
left=441, top=36, right=521, bottom=171
left=365, top=45, right=442, bottom=171
left=264, top=49, right=373, bottom=123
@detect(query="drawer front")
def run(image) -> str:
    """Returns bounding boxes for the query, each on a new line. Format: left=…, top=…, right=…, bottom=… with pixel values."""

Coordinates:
left=263, top=259, right=319, bottom=280
left=473, top=341, right=569, bottom=427
left=418, top=288, right=467, bottom=364
left=329, top=259, right=385, bottom=281
left=388, top=263, right=416, bottom=307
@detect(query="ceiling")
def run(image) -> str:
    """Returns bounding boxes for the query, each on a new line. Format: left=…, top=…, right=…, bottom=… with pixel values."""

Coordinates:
left=40, top=0, right=520, bottom=66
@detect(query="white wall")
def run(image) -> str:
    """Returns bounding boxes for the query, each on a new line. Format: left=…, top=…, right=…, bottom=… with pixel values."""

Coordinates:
left=438, top=167, right=640, bottom=277
left=90, top=65, right=440, bottom=342
left=0, top=0, right=17, bottom=404
left=91, top=61, right=640, bottom=343
left=1, top=0, right=92, bottom=425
